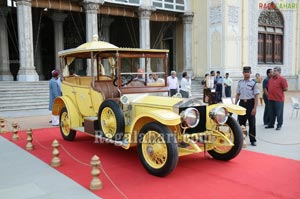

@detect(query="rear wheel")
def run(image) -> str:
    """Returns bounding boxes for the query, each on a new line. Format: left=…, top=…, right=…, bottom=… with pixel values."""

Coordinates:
left=137, top=122, right=178, bottom=177
left=59, top=107, right=76, bottom=141
left=208, top=116, right=243, bottom=160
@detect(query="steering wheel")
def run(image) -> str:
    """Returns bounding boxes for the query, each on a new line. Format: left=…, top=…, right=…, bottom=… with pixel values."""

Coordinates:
left=113, top=74, right=134, bottom=87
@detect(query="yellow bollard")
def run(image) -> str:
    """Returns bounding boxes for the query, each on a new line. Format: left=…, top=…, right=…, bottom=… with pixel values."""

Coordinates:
left=51, top=139, right=61, bottom=167
left=0, top=117, right=7, bottom=134
left=89, top=155, right=103, bottom=190
left=11, top=122, right=19, bottom=141
left=26, top=128, right=34, bottom=150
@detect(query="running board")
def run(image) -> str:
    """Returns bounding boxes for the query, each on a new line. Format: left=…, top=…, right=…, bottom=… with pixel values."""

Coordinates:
left=94, top=134, right=129, bottom=148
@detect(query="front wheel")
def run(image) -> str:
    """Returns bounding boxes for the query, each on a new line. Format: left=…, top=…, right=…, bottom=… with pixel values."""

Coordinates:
left=137, top=122, right=178, bottom=177
left=98, top=100, right=125, bottom=141
left=59, top=107, right=76, bottom=141
left=208, top=116, right=243, bottom=161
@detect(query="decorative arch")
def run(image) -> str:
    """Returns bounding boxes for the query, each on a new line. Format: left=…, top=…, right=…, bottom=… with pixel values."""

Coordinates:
left=258, top=4, right=284, bottom=64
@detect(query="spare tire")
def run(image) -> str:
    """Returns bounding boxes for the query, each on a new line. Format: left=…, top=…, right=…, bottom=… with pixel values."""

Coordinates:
left=98, top=100, right=125, bottom=141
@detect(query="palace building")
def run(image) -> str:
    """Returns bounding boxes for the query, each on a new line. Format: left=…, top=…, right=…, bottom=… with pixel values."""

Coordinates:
left=0, top=0, right=193, bottom=81
left=0, top=0, right=300, bottom=90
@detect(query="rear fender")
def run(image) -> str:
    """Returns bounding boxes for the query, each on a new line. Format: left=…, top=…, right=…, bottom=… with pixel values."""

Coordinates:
left=52, top=97, right=82, bottom=128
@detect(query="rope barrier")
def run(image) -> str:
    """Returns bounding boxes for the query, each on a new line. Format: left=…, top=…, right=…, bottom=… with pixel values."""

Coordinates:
left=25, top=129, right=129, bottom=199
left=59, top=143, right=128, bottom=199
left=32, top=134, right=51, bottom=150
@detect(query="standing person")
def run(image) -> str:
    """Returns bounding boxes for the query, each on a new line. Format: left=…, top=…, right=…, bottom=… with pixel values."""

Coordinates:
left=167, top=70, right=179, bottom=96
left=49, top=70, right=62, bottom=126
left=223, top=72, right=233, bottom=97
left=201, top=73, right=209, bottom=88
left=255, top=73, right=263, bottom=105
left=180, top=72, right=191, bottom=98
left=206, top=70, right=216, bottom=89
left=215, top=71, right=223, bottom=102
left=235, top=66, right=259, bottom=146
left=262, top=68, right=273, bottom=125
left=265, top=67, right=288, bottom=130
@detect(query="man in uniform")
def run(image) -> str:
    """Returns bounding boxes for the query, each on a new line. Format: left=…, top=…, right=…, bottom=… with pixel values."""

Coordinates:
left=235, top=66, right=259, bottom=146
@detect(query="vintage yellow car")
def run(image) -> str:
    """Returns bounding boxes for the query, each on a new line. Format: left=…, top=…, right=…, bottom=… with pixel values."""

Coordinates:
left=52, top=38, right=246, bottom=177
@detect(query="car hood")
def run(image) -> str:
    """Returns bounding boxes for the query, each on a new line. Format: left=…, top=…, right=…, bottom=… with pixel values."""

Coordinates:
left=130, top=95, right=183, bottom=107
left=129, top=95, right=203, bottom=108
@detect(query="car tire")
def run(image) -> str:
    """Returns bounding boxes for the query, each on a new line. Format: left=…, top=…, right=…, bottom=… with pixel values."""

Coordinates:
left=137, top=122, right=178, bottom=177
left=59, top=107, right=76, bottom=141
left=98, top=100, right=125, bottom=141
left=208, top=116, right=243, bottom=161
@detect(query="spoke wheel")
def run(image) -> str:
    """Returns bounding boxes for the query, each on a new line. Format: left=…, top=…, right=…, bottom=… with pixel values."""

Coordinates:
left=138, top=122, right=178, bottom=177
left=208, top=116, right=243, bottom=161
left=101, top=107, right=117, bottom=138
left=59, top=107, right=76, bottom=141
left=141, top=130, right=168, bottom=169
left=98, top=100, right=124, bottom=140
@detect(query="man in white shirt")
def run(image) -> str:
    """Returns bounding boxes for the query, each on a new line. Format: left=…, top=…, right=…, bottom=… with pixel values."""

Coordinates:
left=180, top=72, right=191, bottom=98
left=152, top=73, right=165, bottom=84
left=223, top=72, right=233, bottom=97
left=167, top=70, right=179, bottom=96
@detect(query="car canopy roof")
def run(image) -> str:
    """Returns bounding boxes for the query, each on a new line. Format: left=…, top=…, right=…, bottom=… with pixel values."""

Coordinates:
left=58, top=40, right=169, bottom=58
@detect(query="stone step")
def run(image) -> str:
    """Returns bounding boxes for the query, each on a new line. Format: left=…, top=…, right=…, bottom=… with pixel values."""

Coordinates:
left=0, top=99, right=48, bottom=105
left=0, top=80, right=203, bottom=112
left=0, top=81, right=49, bottom=112
left=0, top=104, right=49, bottom=112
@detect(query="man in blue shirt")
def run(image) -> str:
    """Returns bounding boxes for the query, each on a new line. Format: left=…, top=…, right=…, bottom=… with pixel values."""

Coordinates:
left=262, top=68, right=273, bottom=125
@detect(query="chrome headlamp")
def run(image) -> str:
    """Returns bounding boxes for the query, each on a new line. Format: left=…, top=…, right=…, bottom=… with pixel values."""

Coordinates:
left=180, top=108, right=200, bottom=128
left=209, top=107, right=228, bottom=125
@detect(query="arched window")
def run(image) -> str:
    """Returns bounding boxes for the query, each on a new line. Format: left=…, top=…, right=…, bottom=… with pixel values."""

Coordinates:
left=258, top=8, right=284, bottom=64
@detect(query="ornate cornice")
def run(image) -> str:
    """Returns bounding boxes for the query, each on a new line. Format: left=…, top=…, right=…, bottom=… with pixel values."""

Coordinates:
left=83, top=3, right=100, bottom=13
left=50, top=12, right=68, bottom=22
left=138, top=7, right=155, bottom=19
left=15, top=0, right=32, bottom=7
left=102, top=17, right=114, bottom=27
left=182, top=12, right=194, bottom=24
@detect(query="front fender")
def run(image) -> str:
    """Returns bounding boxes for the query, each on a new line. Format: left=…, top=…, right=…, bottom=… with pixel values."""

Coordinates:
left=128, top=109, right=180, bottom=132
left=140, top=109, right=181, bottom=125
left=207, top=104, right=246, bottom=116
left=52, top=96, right=82, bottom=128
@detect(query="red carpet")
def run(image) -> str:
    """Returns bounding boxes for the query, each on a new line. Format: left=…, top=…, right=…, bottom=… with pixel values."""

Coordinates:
left=2, top=128, right=300, bottom=199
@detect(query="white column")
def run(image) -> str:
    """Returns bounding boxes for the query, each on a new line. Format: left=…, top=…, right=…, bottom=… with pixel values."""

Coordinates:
left=0, top=7, right=13, bottom=80
left=51, top=12, right=67, bottom=71
left=32, top=10, right=43, bottom=80
left=182, top=12, right=194, bottom=76
left=101, top=16, right=114, bottom=42
left=83, top=0, right=103, bottom=76
left=138, top=7, right=153, bottom=72
left=16, top=0, right=38, bottom=81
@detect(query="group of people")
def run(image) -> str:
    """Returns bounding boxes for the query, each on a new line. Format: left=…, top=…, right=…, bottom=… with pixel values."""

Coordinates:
left=200, top=66, right=288, bottom=146
left=133, top=69, right=191, bottom=98
left=167, top=70, right=191, bottom=98
left=202, top=70, right=233, bottom=102
left=235, top=66, right=288, bottom=146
